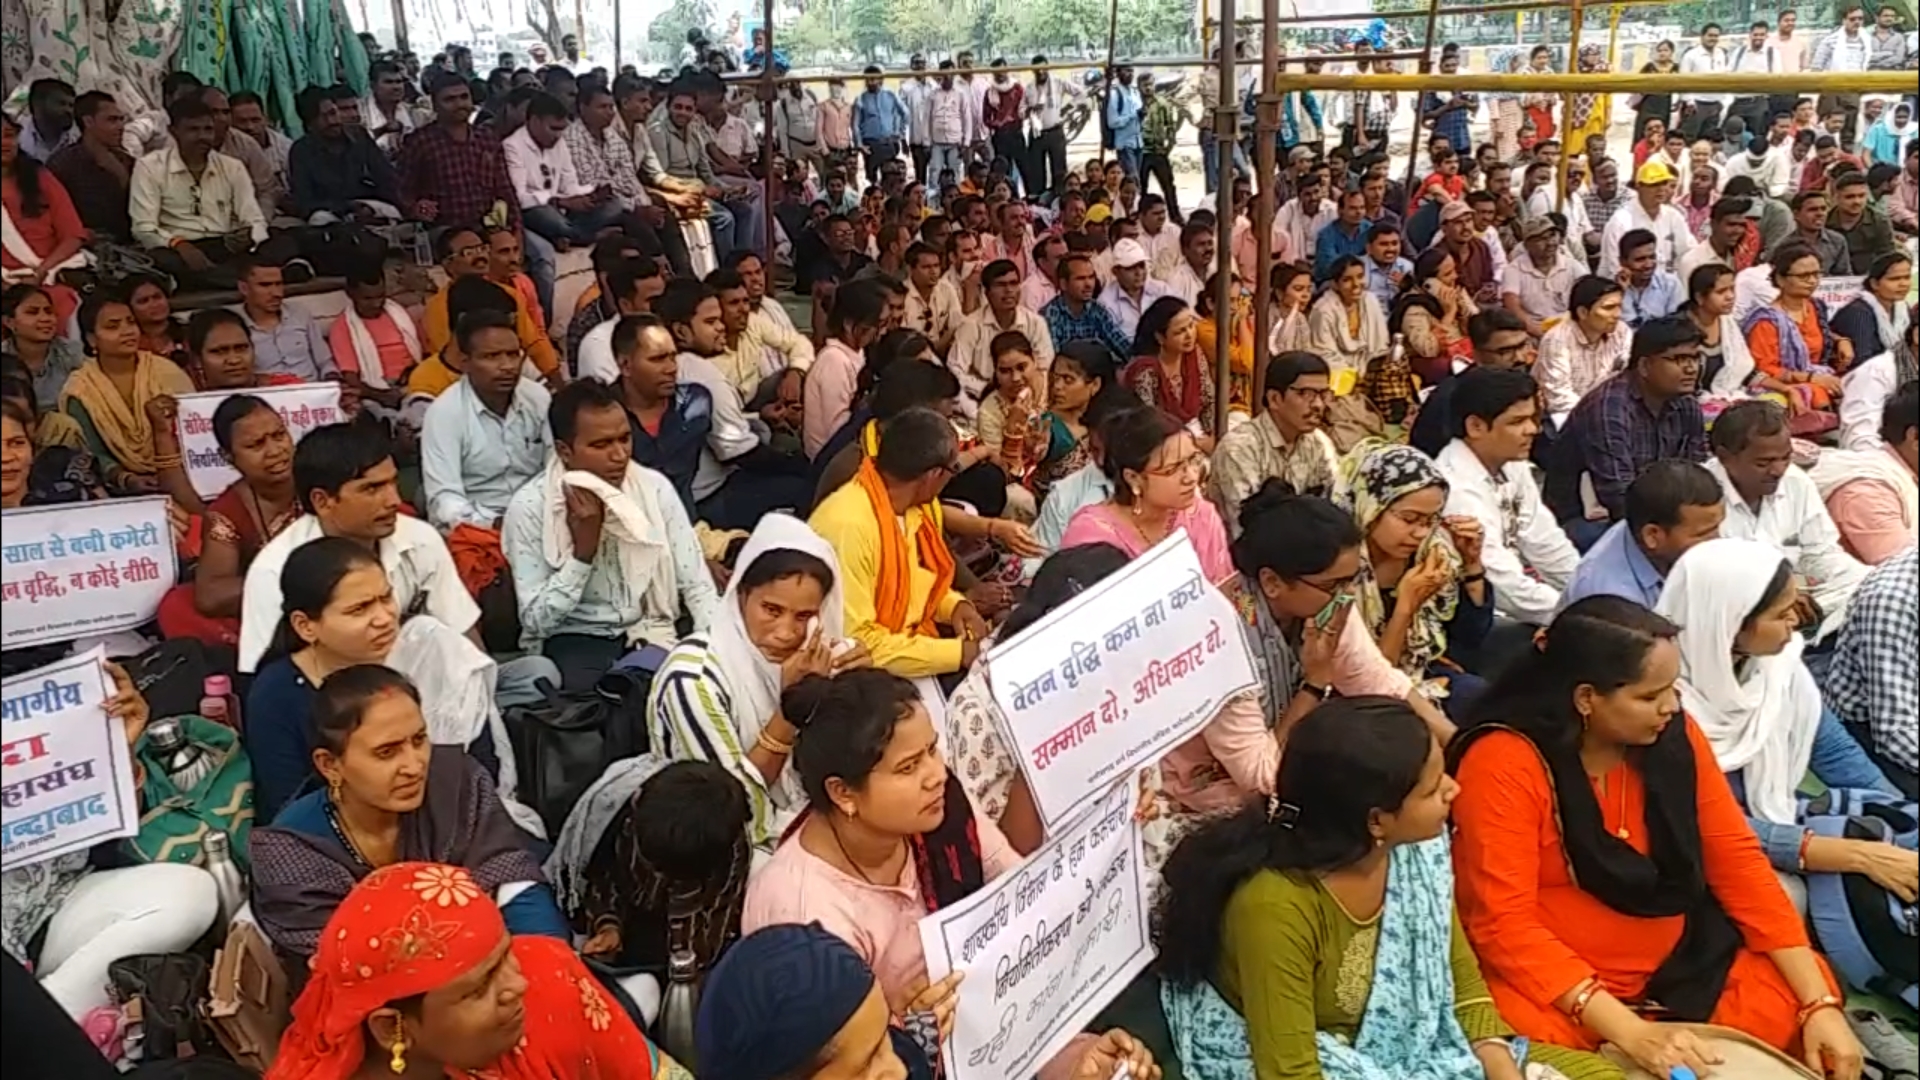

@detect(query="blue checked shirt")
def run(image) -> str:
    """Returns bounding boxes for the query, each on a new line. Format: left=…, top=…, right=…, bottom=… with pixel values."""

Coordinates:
left=1824, top=546, right=1919, bottom=777
left=1420, top=90, right=1474, bottom=157
left=1041, top=295, right=1132, bottom=360
left=1544, top=373, right=1708, bottom=523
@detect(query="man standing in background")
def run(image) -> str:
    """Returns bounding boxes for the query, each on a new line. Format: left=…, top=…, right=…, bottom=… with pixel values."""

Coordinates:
left=901, top=54, right=936, bottom=187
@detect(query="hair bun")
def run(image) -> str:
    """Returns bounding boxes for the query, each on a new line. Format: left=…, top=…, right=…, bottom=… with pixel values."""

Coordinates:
left=780, top=674, right=834, bottom=731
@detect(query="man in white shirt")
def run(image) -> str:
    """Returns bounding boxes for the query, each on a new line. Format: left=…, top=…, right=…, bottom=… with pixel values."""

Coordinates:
left=361, top=59, right=419, bottom=157
left=421, top=309, right=555, bottom=534
left=1721, top=119, right=1796, bottom=198
left=1598, top=159, right=1696, bottom=277
left=129, top=94, right=288, bottom=291
left=1707, top=399, right=1869, bottom=641
left=1097, top=239, right=1169, bottom=344
left=1675, top=195, right=1760, bottom=284
left=1136, top=196, right=1183, bottom=281
left=1727, top=21, right=1783, bottom=136
left=1436, top=366, right=1580, bottom=626
left=1025, top=60, right=1079, bottom=197
left=506, top=93, right=627, bottom=245
left=773, top=83, right=826, bottom=179
left=927, top=63, right=973, bottom=196
left=238, top=424, right=483, bottom=673
left=900, top=55, right=936, bottom=187
left=1677, top=24, right=1732, bottom=139
left=903, top=241, right=964, bottom=355
left=576, top=260, right=666, bottom=384
left=952, top=260, right=1056, bottom=404
left=1163, top=220, right=1215, bottom=306
left=1276, top=173, right=1337, bottom=266
left=1813, top=5, right=1875, bottom=144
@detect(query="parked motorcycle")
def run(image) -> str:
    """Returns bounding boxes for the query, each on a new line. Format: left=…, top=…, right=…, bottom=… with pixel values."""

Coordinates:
left=1059, top=68, right=1189, bottom=144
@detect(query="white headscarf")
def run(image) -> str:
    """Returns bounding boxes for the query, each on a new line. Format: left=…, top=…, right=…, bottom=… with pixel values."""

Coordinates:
left=1654, top=537, right=1822, bottom=827
left=710, top=513, right=848, bottom=753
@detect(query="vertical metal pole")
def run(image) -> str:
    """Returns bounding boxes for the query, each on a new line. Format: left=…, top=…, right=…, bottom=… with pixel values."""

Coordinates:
left=1101, top=0, right=1123, bottom=168
left=614, top=0, right=622, bottom=72
left=1397, top=0, right=1445, bottom=216
left=1248, top=0, right=1280, bottom=405
left=1211, top=0, right=1236, bottom=437
left=761, top=0, right=778, bottom=259
left=1554, top=0, right=1586, bottom=213
left=574, top=0, right=588, bottom=52
left=389, top=0, right=409, bottom=54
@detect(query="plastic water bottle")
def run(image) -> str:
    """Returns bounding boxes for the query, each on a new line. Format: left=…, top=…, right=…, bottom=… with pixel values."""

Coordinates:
left=202, top=831, right=246, bottom=927
left=145, top=718, right=217, bottom=793
left=199, top=675, right=237, bottom=731
left=412, top=224, right=433, bottom=266
left=1386, top=331, right=1407, bottom=370
left=656, top=948, right=701, bottom=1069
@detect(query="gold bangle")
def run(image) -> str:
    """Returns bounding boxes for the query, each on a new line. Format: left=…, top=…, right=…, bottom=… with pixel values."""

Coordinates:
left=755, top=729, right=794, bottom=757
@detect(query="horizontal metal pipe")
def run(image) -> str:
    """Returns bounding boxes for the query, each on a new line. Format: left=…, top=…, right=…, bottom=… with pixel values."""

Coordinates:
left=720, top=48, right=1433, bottom=87
left=1266, top=70, right=1917, bottom=93
left=1241, top=0, right=1692, bottom=24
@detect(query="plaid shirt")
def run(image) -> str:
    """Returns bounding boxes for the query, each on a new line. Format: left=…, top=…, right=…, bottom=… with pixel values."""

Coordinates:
left=1041, top=296, right=1132, bottom=361
left=399, top=122, right=519, bottom=228
left=1824, top=546, right=1919, bottom=776
left=1355, top=90, right=1396, bottom=135
left=565, top=120, right=643, bottom=202
left=1142, top=96, right=1184, bottom=155
left=1420, top=90, right=1474, bottom=155
left=1545, top=373, right=1708, bottom=522
left=1583, top=188, right=1633, bottom=236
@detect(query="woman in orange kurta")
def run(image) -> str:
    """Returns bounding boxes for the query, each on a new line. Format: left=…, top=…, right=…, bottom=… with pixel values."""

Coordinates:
left=1449, top=595, right=1864, bottom=1080
left=1741, top=243, right=1849, bottom=411
left=1, top=114, right=86, bottom=326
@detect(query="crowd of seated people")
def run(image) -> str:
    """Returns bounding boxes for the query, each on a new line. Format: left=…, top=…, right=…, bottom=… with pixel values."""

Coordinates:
left=5, top=46, right=1920, bottom=1080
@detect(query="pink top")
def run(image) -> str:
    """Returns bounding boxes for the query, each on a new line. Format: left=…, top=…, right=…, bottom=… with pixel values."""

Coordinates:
left=1057, top=497, right=1268, bottom=814
left=1057, top=497, right=1236, bottom=588
left=802, top=339, right=864, bottom=458
left=326, top=312, right=418, bottom=383
left=1825, top=453, right=1917, bottom=565
left=1231, top=214, right=1294, bottom=288
left=743, top=808, right=1020, bottom=996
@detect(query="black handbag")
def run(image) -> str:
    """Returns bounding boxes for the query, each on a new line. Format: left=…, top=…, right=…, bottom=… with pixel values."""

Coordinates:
left=107, top=952, right=216, bottom=1062
left=501, top=667, right=654, bottom=836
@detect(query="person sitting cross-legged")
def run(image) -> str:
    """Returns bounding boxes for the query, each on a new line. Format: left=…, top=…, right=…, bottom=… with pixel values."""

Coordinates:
left=129, top=94, right=298, bottom=290
left=506, top=92, right=631, bottom=249
left=504, top=379, right=721, bottom=692
left=286, top=85, right=403, bottom=227
left=420, top=225, right=562, bottom=385
left=808, top=405, right=989, bottom=684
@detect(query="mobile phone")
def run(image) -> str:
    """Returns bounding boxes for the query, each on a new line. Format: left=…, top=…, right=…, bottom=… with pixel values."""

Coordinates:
left=1313, top=592, right=1353, bottom=633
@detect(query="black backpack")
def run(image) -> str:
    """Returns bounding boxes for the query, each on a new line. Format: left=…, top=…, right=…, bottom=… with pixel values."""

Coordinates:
left=124, top=640, right=237, bottom=723
left=500, top=667, right=654, bottom=836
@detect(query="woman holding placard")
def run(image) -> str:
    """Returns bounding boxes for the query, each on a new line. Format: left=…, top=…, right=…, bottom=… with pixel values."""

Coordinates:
left=1155, top=696, right=1620, bottom=1080
left=740, top=668, right=1161, bottom=1080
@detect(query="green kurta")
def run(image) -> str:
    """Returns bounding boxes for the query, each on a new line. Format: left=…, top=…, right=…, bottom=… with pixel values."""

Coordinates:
left=1216, top=868, right=1623, bottom=1080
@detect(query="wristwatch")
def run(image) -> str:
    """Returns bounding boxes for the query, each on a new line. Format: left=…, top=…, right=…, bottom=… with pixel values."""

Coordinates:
left=1299, top=680, right=1332, bottom=701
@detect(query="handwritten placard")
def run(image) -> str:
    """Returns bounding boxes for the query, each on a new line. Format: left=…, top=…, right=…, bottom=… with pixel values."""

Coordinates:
left=919, top=782, right=1153, bottom=1080
left=986, top=530, right=1257, bottom=831
left=1815, top=276, right=1864, bottom=313
left=1, top=497, right=177, bottom=649
left=175, top=382, right=343, bottom=499
left=1, top=648, right=140, bottom=870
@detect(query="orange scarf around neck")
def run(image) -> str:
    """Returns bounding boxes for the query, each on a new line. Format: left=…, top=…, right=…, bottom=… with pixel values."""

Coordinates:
left=853, top=453, right=955, bottom=635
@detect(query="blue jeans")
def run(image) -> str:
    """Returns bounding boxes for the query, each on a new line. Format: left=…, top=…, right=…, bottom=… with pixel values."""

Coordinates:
left=522, top=201, right=627, bottom=247
left=1732, top=706, right=1902, bottom=872
left=1198, top=131, right=1251, bottom=194
left=927, top=144, right=966, bottom=197
left=716, top=181, right=766, bottom=260
left=519, top=228, right=557, bottom=327
left=1115, top=146, right=1143, bottom=182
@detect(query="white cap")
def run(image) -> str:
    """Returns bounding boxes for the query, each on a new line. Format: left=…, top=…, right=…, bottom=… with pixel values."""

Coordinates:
left=1112, top=238, right=1149, bottom=267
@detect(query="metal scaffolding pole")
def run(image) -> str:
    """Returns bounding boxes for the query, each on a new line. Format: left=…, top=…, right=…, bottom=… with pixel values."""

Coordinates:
left=1247, top=0, right=1281, bottom=407
left=1554, top=0, right=1585, bottom=213
left=1395, top=0, right=1447, bottom=263
left=760, top=0, right=778, bottom=260
left=1211, top=0, right=1237, bottom=437
left=1265, top=70, right=1916, bottom=93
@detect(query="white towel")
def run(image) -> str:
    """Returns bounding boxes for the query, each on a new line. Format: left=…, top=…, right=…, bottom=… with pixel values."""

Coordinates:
left=0, top=204, right=89, bottom=280
left=339, top=300, right=421, bottom=390
left=538, top=461, right=679, bottom=645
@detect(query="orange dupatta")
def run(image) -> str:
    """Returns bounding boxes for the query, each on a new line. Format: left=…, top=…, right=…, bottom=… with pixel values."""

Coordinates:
left=852, top=449, right=956, bottom=636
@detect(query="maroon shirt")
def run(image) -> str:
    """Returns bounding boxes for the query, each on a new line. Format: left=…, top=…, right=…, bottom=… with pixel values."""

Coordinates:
left=397, top=121, right=521, bottom=229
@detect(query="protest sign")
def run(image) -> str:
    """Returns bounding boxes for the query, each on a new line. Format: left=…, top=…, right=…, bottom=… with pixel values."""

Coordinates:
left=986, top=530, right=1257, bottom=831
left=1, top=647, right=140, bottom=871
left=1815, top=276, right=1864, bottom=313
left=919, top=782, right=1153, bottom=1080
left=175, top=382, right=343, bottom=499
left=1, top=496, right=177, bottom=649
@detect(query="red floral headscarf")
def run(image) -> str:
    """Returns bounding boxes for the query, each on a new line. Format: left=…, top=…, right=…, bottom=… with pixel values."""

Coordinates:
left=268, top=862, right=657, bottom=1080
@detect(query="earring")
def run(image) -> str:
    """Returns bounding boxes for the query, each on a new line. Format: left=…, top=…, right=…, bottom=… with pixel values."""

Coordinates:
left=1130, top=487, right=1143, bottom=515
left=389, top=1036, right=407, bottom=1074
left=328, top=778, right=342, bottom=804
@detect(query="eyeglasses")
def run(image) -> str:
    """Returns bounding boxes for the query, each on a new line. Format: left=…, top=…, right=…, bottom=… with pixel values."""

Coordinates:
left=1146, top=452, right=1209, bottom=480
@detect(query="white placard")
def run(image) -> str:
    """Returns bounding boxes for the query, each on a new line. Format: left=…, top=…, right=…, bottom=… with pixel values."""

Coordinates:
left=0, top=497, right=178, bottom=649
left=1815, top=275, right=1864, bottom=313
left=986, top=530, right=1257, bottom=832
left=1, top=648, right=141, bottom=870
left=175, top=382, right=344, bottom=499
left=919, top=781, right=1153, bottom=1080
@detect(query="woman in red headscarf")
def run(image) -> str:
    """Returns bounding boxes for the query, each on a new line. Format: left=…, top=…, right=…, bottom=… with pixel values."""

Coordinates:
left=267, top=861, right=679, bottom=1080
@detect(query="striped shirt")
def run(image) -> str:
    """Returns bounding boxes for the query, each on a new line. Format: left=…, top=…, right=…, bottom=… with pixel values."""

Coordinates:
left=646, top=634, right=799, bottom=847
